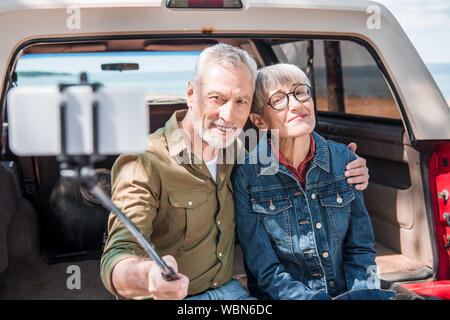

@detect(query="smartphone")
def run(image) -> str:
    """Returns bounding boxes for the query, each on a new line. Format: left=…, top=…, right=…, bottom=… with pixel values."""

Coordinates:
left=7, top=86, right=149, bottom=156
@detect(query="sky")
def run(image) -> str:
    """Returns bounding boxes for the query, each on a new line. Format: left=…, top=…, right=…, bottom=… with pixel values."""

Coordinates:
left=374, top=0, right=450, bottom=64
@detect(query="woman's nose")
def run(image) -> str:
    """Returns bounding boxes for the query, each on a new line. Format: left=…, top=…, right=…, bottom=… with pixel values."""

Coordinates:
left=287, top=94, right=302, bottom=112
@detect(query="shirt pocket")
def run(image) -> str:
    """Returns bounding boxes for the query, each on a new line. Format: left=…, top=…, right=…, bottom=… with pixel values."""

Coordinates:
left=168, top=191, right=210, bottom=249
left=318, top=187, right=355, bottom=245
left=250, top=194, right=292, bottom=246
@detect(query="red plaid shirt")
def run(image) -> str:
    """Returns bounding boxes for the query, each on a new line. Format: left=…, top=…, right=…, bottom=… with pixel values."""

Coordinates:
left=269, top=134, right=316, bottom=188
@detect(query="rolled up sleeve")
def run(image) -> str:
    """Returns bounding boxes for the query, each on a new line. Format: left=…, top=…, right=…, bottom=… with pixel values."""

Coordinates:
left=342, top=152, right=379, bottom=291
left=100, top=153, right=160, bottom=297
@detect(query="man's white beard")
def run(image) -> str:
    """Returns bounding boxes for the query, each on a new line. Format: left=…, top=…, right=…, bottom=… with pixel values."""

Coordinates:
left=193, top=118, right=240, bottom=150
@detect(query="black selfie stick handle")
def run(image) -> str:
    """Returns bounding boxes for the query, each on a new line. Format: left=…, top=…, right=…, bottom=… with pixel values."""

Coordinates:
left=162, top=266, right=177, bottom=280
left=88, top=182, right=178, bottom=281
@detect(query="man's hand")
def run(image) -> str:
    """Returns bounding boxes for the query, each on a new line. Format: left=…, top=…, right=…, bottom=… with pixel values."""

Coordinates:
left=148, top=255, right=189, bottom=300
left=346, top=142, right=369, bottom=191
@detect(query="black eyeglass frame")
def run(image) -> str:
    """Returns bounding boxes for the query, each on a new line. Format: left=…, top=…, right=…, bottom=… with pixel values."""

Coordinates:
left=266, top=83, right=313, bottom=110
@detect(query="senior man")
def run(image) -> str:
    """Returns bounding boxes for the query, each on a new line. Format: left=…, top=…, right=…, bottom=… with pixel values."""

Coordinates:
left=100, top=43, right=369, bottom=300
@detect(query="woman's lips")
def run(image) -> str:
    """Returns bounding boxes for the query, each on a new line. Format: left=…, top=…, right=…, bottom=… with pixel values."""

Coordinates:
left=288, top=114, right=308, bottom=122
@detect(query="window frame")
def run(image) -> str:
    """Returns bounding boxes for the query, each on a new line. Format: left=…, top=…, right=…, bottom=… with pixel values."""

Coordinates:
left=0, top=33, right=412, bottom=147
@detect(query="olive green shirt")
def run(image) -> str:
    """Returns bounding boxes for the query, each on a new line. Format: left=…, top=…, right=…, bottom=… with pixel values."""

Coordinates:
left=100, top=110, right=246, bottom=298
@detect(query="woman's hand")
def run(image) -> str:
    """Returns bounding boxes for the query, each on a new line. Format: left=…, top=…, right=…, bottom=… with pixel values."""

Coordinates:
left=346, top=142, right=369, bottom=191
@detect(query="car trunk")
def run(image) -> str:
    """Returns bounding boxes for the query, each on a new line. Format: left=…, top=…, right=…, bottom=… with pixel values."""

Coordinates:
left=0, top=35, right=443, bottom=298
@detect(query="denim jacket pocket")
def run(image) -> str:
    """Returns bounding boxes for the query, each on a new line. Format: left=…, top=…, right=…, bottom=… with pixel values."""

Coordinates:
left=318, top=187, right=355, bottom=245
left=251, top=195, right=292, bottom=215
left=250, top=194, right=292, bottom=246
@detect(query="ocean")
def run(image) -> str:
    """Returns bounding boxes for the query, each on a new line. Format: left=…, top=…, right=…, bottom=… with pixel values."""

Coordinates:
left=15, top=63, right=450, bottom=100
left=15, top=71, right=195, bottom=97
left=427, top=63, right=450, bottom=100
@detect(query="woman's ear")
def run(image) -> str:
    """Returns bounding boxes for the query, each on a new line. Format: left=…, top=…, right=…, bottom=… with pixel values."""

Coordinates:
left=249, top=113, right=268, bottom=130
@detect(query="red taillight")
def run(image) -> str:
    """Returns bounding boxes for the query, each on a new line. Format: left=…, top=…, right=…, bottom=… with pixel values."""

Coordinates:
left=189, top=0, right=223, bottom=7
left=166, top=0, right=243, bottom=9
left=401, top=281, right=450, bottom=300
left=429, top=142, right=450, bottom=280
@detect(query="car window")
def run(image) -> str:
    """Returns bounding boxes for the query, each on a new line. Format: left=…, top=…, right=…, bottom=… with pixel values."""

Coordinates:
left=272, top=40, right=401, bottom=119
left=14, top=51, right=201, bottom=104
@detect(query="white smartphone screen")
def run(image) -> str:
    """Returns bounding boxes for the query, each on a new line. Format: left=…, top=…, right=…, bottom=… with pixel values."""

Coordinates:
left=7, top=86, right=149, bottom=156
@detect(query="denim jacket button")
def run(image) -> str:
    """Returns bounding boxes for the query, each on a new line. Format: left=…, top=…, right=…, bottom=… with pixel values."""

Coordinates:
left=311, top=193, right=316, bottom=200
left=315, top=222, right=322, bottom=229
left=269, top=200, right=275, bottom=210
left=322, top=252, right=329, bottom=258
left=329, top=281, right=335, bottom=287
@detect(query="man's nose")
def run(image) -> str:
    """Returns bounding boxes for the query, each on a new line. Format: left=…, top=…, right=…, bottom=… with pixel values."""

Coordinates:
left=219, top=101, right=236, bottom=123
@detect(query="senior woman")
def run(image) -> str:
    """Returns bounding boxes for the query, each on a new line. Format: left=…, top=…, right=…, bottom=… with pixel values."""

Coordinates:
left=231, top=63, right=396, bottom=300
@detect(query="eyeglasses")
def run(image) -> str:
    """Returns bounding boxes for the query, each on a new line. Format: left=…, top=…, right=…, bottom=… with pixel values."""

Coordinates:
left=267, top=83, right=312, bottom=110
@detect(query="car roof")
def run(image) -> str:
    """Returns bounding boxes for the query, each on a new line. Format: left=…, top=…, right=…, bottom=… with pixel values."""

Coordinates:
left=1, top=0, right=448, bottom=141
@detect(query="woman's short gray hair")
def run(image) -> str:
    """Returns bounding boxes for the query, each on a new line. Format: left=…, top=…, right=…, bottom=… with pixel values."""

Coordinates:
left=193, top=43, right=258, bottom=86
left=252, top=63, right=311, bottom=114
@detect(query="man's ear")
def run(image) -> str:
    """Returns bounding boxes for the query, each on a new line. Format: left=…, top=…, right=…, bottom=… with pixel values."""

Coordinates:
left=249, top=113, right=268, bottom=130
left=186, top=80, right=195, bottom=109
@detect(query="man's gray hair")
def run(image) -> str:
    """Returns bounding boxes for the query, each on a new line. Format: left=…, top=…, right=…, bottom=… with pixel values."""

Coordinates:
left=193, top=43, right=258, bottom=86
left=252, top=63, right=311, bottom=114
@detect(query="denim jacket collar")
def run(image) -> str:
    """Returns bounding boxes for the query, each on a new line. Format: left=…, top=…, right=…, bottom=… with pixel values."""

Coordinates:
left=250, top=130, right=330, bottom=178
left=310, top=131, right=330, bottom=173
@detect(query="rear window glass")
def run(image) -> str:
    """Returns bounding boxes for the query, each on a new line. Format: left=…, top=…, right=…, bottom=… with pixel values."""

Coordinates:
left=14, top=51, right=201, bottom=103
left=272, top=40, right=401, bottom=119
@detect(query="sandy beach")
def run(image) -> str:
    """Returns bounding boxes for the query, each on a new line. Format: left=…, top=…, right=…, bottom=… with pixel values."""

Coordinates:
left=316, top=96, right=401, bottom=119
left=315, top=96, right=450, bottom=119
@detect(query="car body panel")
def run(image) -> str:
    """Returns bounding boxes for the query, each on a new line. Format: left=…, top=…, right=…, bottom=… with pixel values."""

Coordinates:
left=0, top=0, right=449, bottom=300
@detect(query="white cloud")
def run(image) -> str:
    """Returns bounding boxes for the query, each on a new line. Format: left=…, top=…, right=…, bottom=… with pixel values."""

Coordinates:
left=374, top=0, right=450, bottom=63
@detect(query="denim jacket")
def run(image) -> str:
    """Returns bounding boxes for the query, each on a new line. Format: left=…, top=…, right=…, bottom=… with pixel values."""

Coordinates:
left=231, top=131, right=394, bottom=300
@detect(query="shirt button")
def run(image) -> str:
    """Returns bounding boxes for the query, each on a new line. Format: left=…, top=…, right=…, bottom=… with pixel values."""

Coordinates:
left=322, top=252, right=329, bottom=258
left=311, top=193, right=316, bottom=200
left=329, top=281, right=335, bottom=287
left=188, top=201, right=193, bottom=206
left=213, top=282, right=218, bottom=287
left=316, top=222, right=322, bottom=229
left=217, top=220, right=221, bottom=225
left=218, top=252, right=223, bottom=257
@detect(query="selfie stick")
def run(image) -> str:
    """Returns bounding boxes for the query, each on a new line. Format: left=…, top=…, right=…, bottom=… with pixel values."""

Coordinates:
left=57, top=73, right=177, bottom=281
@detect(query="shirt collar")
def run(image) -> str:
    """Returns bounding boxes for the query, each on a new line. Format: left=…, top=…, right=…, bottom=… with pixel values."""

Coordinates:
left=269, top=134, right=316, bottom=172
left=165, top=109, right=190, bottom=158
left=165, top=109, right=246, bottom=165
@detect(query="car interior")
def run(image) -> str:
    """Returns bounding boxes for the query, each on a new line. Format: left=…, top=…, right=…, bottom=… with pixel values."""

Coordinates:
left=0, top=36, right=435, bottom=299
